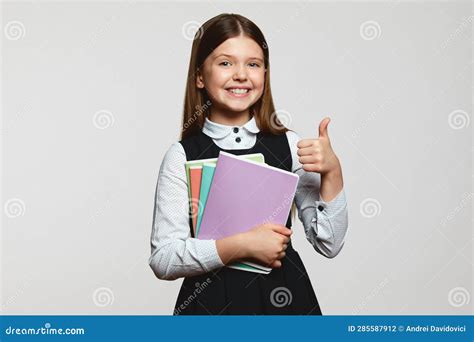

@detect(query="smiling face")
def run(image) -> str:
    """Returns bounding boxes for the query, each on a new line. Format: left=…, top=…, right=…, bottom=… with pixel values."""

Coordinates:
left=196, top=35, right=266, bottom=120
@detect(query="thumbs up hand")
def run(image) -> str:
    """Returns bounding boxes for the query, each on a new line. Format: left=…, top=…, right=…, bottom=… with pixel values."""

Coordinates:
left=296, top=117, right=340, bottom=175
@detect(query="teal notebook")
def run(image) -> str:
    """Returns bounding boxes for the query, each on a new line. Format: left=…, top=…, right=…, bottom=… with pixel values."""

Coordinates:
left=196, top=163, right=216, bottom=236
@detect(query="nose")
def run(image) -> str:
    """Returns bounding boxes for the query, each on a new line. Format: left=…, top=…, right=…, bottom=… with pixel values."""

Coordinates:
left=232, top=64, right=248, bottom=81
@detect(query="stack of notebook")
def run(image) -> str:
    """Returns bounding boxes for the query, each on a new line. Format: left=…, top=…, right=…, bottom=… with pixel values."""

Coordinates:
left=185, top=151, right=299, bottom=274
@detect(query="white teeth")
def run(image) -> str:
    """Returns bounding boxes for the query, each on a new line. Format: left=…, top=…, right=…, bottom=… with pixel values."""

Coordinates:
left=229, top=88, right=249, bottom=94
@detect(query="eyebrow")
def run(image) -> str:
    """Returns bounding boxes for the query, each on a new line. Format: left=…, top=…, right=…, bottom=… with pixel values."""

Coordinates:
left=215, top=53, right=264, bottom=62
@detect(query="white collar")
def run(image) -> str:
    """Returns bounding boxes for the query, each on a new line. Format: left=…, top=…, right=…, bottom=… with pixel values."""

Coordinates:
left=202, top=116, right=260, bottom=139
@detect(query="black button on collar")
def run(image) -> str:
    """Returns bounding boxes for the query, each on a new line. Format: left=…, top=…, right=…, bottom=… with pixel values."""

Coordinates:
left=233, top=127, right=239, bottom=133
left=235, top=137, right=241, bottom=143
left=318, top=205, right=324, bottom=212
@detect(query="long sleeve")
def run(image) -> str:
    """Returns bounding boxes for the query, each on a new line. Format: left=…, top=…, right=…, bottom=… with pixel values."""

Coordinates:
left=286, top=130, right=349, bottom=258
left=148, top=142, right=224, bottom=280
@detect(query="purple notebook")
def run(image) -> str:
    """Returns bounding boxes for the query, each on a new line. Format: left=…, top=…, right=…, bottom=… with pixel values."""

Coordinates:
left=198, top=151, right=299, bottom=240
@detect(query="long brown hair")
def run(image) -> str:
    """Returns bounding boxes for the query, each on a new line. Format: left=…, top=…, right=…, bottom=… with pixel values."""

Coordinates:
left=180, top=13, right=289, bottom=139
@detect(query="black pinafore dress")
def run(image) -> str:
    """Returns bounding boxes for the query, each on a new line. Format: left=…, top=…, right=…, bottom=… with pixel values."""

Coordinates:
left=174, top=130, right=322, bottom=315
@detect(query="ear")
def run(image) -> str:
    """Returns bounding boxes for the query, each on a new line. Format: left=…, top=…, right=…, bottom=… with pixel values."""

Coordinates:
left=196, top=69, right=205, bottom=89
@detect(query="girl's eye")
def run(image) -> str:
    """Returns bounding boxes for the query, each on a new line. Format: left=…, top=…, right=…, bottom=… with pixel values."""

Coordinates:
left=219, top=61, right=231, bottom=66
left=248, top=62, right=261, bottom=68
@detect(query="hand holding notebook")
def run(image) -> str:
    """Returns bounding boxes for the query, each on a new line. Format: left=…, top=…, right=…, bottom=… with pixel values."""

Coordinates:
left=235, top=223, right=293, bottom=268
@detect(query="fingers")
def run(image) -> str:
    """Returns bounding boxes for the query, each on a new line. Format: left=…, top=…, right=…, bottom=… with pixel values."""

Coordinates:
left=269, top=224, right=292, bottom=236
left=297, top=145, right=317, bottom=157
left=299, top=155, right=318, bottom=164
left=282, top=243, right=288, bottom=251
left=270, top=260, right=282, bottom=268
left=269, top=252, right=286, bottom=269
left=267, top=249, right=287, bottom=268
left=297, top=139, right=314, bottom=149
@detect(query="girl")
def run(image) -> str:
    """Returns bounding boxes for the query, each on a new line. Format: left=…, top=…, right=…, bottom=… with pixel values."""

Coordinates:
left=149, top=13, right=348, bottom=315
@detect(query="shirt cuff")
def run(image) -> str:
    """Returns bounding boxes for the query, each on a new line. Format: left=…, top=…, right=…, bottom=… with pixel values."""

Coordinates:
left=198, top=239, right=225, bottom=270
left=315, top=188, right=347, bottom=217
